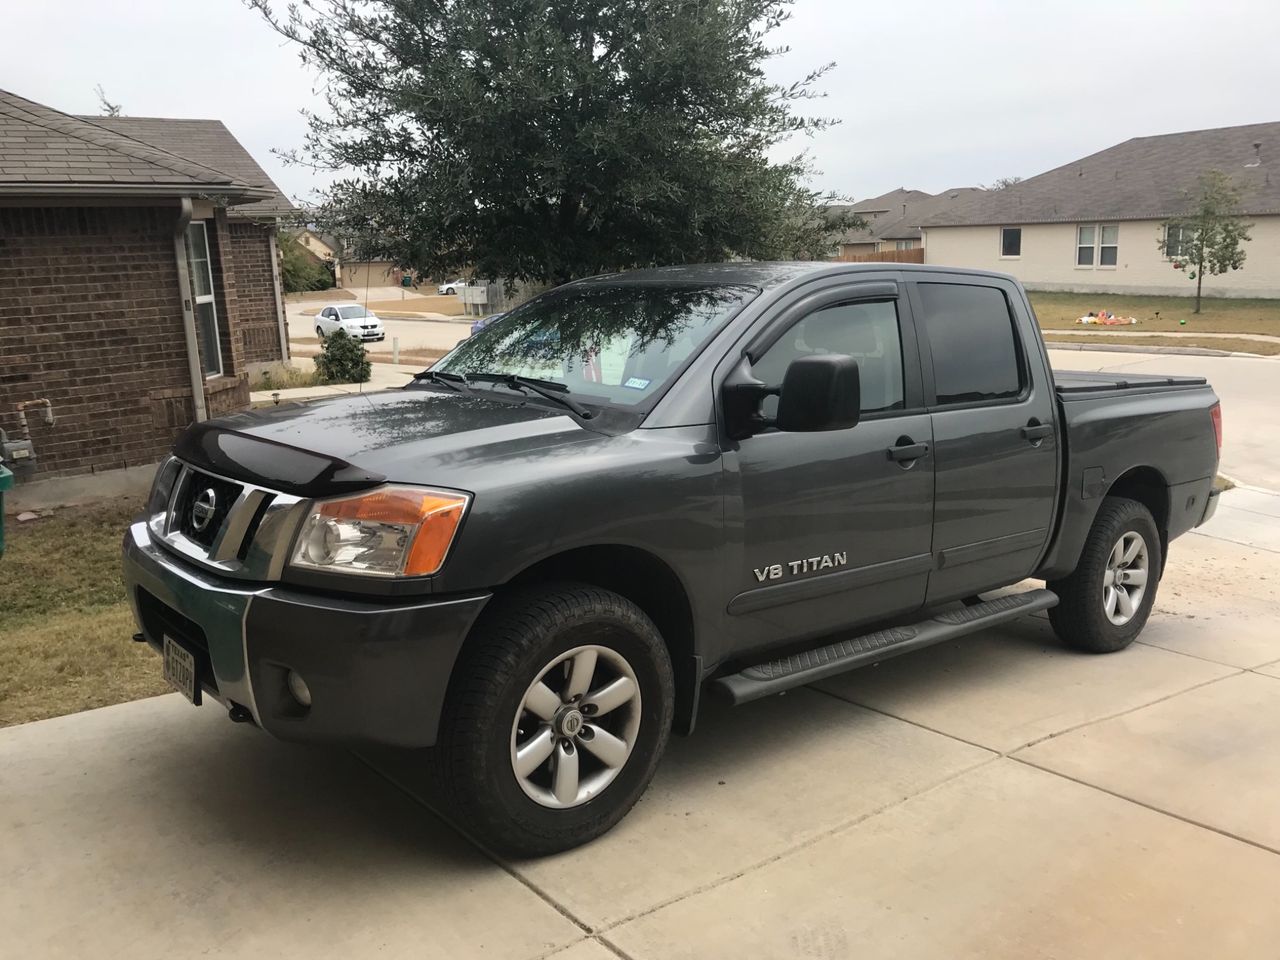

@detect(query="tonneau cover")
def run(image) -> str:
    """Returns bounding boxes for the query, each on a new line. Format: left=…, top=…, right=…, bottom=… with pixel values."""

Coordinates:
left=1054, top=370, right=1208, bottom=397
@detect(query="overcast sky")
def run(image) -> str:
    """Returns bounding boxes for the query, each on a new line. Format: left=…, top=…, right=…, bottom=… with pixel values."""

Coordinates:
left=6, top=0, right=1279, bottom=205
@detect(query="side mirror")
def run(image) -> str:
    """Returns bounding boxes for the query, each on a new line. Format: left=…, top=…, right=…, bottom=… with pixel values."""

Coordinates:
left=776, top=355, right=861, bottom=433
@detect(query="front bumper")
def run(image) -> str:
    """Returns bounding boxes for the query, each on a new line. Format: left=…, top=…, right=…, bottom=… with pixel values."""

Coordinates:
left=122, top=520, right=490, bottom=747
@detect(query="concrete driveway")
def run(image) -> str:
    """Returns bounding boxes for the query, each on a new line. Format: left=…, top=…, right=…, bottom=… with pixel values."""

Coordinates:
left=4, top=489, right=1280, bottom=959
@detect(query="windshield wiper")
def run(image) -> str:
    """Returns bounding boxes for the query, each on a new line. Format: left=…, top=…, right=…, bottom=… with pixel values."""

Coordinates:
left=466, top=373, right=594, bottom=420
left=412, top=369, right=471, bottom=393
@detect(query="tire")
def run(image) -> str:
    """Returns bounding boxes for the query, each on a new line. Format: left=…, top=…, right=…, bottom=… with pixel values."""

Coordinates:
left=445, top=287, right=456, bottom=296
left=1048, top=497, right=1162, bottom=653
left=315, top=325, right=325, bottom=339
left=430, top=582, right=675, bottom=857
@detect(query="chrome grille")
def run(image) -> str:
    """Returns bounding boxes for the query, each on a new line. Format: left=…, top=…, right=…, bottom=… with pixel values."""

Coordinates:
left=175, top=471, right=242, bottom=548
left=147, top=457, right=309, bottom=581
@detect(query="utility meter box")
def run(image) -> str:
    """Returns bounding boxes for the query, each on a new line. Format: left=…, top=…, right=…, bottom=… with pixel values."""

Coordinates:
left=0, top=463, right=13, bottom=558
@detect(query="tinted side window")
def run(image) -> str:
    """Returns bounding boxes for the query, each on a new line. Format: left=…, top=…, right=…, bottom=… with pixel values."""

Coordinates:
left=917, top=283, right=1024, bottom=405
left=753, top=300, right=904, bottom=414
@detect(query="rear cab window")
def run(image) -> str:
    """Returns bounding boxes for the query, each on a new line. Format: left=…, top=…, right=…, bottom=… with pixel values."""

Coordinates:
left=915, top=282, right=1026, bottom=406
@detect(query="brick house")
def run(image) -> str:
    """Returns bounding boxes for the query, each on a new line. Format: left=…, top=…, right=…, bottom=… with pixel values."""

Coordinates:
left=0, top=88, right=294, bottom=483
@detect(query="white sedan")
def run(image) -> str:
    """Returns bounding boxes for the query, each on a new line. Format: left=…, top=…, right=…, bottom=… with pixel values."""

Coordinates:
left=314, top=304, right=385, bottom=342
left=438, top=278, right=477, bottom=296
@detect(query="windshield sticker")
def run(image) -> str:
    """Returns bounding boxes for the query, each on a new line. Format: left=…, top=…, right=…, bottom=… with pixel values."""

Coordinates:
left=624, top=377, right=651, bottom=390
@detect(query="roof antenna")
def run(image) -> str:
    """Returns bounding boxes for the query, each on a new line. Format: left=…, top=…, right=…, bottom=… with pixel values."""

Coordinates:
left=1245, top=141, right=1262, bottom=168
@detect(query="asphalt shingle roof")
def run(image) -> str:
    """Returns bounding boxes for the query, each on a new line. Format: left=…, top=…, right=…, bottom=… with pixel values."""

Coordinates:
left=921, top=121, right=1280, bottom=227
left=83, top=116, right=295, bottom=219
left=0, top=88, right=253, bottom=195
left=831, top=187, right=982, bottom=243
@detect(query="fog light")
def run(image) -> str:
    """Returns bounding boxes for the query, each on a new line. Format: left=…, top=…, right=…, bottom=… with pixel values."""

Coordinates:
left=286, top=670, right=312, bottom=708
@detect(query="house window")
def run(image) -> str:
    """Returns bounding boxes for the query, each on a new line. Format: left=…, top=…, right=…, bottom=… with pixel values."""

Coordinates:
left=895, top=240, right=917, bottom=251
left=1000, top=227, right=1022, bottom=258
left=1076, top=223, right=1119, bottom=268
left=1099, top=224, right=1119, bottom=267
left=1165, top=224, right=1193, bottom=260
left=186, top=222, right=222, bottom=377
left=1076, top=225, right=1095, bottom=266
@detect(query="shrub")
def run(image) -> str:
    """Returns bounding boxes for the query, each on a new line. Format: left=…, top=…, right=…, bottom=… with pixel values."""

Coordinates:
left=314, top=330, right=371, bottom=384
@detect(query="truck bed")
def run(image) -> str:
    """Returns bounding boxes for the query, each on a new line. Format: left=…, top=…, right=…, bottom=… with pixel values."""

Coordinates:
left=1054, top=370, right=1208, bottom=399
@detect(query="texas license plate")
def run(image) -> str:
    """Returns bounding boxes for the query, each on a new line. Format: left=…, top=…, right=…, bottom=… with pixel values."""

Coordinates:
left=163, top=635, right=199, bottom=705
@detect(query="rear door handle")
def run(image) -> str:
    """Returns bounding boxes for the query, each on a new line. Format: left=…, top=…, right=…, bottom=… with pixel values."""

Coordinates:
left=1020, top=422, right=1053, bottom=442
left=888, top=441, right=930, bottom=462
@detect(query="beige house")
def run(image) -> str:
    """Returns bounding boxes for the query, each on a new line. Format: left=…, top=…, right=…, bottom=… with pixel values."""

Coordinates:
left=295, top=228, right=343, bottom=283
left=921, top=121, right=1280, bottom=298
left=342, top=259, right=406, bottom=292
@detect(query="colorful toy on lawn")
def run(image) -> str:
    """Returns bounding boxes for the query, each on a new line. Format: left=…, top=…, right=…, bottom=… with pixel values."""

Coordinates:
left=1076, top=310, right=1139, bottom=326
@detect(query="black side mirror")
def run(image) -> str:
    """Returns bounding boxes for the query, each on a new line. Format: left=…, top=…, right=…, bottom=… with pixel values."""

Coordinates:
left=776, top=355, right=861, bottom=433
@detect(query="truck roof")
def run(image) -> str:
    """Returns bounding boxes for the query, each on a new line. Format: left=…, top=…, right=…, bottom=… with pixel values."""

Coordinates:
left=570, top=261, right=1021, bottom=291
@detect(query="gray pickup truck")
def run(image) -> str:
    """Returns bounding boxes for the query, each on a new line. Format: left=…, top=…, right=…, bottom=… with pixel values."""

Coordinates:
left=123, top=262, right=1221, bottom=855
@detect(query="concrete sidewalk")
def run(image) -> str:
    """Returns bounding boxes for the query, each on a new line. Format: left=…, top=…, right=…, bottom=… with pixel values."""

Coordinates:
left=3, top=488, right=1279, bottom=958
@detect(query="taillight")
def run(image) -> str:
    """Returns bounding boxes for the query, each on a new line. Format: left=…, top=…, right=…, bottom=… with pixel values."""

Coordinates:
left=1209, top=403, right=1222, bottom=454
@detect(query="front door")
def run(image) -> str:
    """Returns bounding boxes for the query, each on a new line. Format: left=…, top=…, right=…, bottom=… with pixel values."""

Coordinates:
left=723, top=283, right=935, bottom=656
left=907, top=277, right=1059, bottom=602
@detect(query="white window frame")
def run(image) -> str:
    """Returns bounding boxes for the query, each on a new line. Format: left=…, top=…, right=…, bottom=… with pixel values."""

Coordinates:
left=1164, top=224, right=1193, bottom=261
left=999, top=227, right=1022, bottom=259
left=187, top=221, right=222, bottom=378
left=895, top=239, right=916, bottom=251
left=1075, top=223, right=1119, bottom=270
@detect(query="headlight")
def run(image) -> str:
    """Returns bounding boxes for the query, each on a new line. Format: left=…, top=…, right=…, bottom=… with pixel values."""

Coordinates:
left=289, top=486, right=470, bottom=578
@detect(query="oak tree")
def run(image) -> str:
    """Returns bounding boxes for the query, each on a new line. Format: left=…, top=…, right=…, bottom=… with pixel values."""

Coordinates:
left=248, top=0, right=857, bottom=284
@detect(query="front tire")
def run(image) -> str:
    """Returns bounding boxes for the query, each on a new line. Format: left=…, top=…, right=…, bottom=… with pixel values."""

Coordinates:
left=431, top=583, right=674, bottom=857
left=1049, top=497, right=1162, bottom=653
left=315, top=325, right=325, bottom=339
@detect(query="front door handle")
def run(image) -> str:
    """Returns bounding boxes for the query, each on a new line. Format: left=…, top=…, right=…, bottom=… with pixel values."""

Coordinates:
left=1020, top=420, right=1054, bottom=442
left=888, top=441, right=930, bottom=463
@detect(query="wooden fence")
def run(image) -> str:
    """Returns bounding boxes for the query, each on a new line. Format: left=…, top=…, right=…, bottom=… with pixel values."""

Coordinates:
left=836, top=248, right=925, bottom=264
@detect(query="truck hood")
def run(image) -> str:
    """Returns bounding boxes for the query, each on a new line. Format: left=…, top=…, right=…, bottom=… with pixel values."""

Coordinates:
left=175, top=388, right=599, bottom=497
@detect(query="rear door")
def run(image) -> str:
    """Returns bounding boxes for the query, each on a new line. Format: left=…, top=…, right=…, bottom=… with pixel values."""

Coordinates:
left=906, top=275, right=1058, bottom=602
left=721, top=278, right=935, bottom=656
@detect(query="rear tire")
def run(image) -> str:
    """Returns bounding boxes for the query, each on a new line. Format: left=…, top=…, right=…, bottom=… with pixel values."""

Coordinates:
left=1049, top=497, right=1162, bottom=653
left=431, top=583, right=674, bottom=857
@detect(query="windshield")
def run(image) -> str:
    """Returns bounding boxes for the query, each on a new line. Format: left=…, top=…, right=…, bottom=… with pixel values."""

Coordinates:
left=433, top=283, right=757, bottom=408
left=337, top=305, right=371, bottom=319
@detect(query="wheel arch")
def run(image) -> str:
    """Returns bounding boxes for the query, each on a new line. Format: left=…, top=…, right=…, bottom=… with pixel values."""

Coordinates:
left=504, top=544, right=702, bottom=735
left=1104, top=465, right=1170, bottom=568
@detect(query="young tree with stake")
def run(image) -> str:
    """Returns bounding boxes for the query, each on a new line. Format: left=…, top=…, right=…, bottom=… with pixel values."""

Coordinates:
left=1159, top=170, right=1253, bottom=314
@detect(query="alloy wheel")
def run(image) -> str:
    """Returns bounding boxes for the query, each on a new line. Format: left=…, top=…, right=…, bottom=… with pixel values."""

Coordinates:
left=510, top=644, right=642, bottom=809
left=1102, top=531, right=1149, bottom=626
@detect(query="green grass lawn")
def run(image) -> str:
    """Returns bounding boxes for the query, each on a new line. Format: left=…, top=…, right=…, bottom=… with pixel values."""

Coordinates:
left=0, top=497, right=168, bottom=727
left=1028, top=292, right=1280, bottom=336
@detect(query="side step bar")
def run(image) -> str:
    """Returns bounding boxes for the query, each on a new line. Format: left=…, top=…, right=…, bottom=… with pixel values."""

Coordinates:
left=710, top=589, right=1059, bottom=705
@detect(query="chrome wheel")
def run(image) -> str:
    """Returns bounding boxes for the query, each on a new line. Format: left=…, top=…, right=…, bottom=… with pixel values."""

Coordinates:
left=510, top=644, right=642, bottom=809
left=1102, top=531, right=1149, bottom=626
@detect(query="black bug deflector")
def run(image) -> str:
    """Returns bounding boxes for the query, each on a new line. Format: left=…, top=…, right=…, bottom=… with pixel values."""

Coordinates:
left=174, top=421, right=386, bottom=499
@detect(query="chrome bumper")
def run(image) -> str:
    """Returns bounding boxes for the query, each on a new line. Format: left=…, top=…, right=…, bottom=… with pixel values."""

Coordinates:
left=123, top=519, right=263, bottom=722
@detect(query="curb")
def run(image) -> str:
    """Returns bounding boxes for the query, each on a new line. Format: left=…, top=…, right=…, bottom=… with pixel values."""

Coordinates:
left=1044, top=341, right=1270, bottom=358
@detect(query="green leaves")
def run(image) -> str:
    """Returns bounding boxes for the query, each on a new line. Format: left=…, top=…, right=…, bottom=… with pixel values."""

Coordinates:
left=314, top=330, right=372, bottom=384
left=1159, top=169, right=1253, bottom=311
left=249, top=0, right=853, bottom=283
